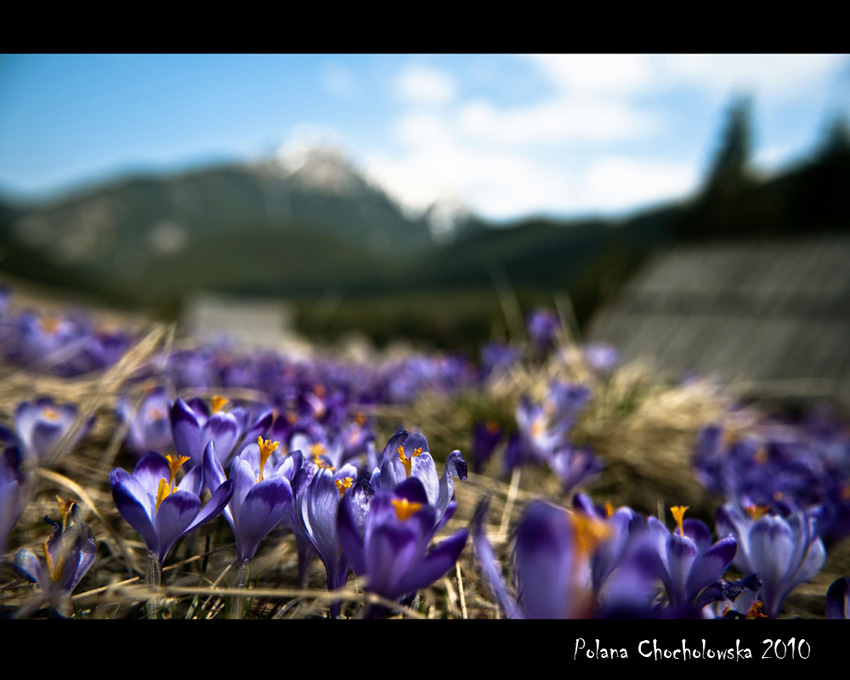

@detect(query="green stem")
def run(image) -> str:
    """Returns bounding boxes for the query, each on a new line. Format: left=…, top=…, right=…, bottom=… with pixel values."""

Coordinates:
left=229, top=559, right=251, bottom=620
left=145, top=550, right=162, bottom=619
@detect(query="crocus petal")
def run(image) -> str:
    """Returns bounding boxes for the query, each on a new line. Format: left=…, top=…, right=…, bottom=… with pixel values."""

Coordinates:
left=30, top=420, right=65, bottom=461
left=394, top=529, right=468, bottom=596
left=338, top=490, right=367, bottom=576
left=153, top=490, right=201, bottom=564
left=13, top=548, right=48, bottom=591
left=365, top=521, right=419, bottom=599
left=235, top=477, right=292, bottom=563
left=683, top=518, right=712, bottom=555
left=749, top=516, right=795, bottom=616
left=827, top=577, right=850, bottom=619
left=305, top=470, right=343, bottom=567
left=171, top=399, right=203, bottom=464
left=472, top=499, right=519, bottom=619
left=111, top=475, right=159, bottom=554
left=187, top=479, right=234, bottom=534
left=665, top=533, right=699, bottom=608
left=132, top=453, right=171, bottom=497
left=515, top=502, right=575, bottom=619
left=685, top=535, right=736, bottom=602
left=203, top=412, right=239, bottom=465
left=202, top=441, right=232, bottom=526
left=436, top=450, right=467, bottom=523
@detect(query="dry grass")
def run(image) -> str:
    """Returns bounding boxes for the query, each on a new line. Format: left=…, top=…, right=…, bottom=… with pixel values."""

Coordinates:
left=0, top=297, right=844, bottom=619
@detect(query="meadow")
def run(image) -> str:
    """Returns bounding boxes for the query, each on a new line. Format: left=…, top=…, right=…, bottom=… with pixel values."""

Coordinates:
left=1, top=288, right=848, bottom=620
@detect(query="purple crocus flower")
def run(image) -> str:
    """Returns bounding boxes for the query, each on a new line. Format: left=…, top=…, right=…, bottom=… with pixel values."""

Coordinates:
left=716, top=503, right=825, bottom=618
left=1, top=441, right=29, bottom=560
left=372, top=430, right=467, bottom=528
left=473, top=498, right=611, bottom=619
left=826, top=576, right=850, bottom=619
left=15, top=397, right=94, bottom=465
left=572, top=493, right=641, bottom=597
left=527, top=308, right=560, bottom=354
left=633, top=506, right=737, bottom=615
left=550, top=445, right=603, bottom=495
left=117, top=386, right=173, bottom=455
left=471, top=420, right=503, bottom=473
left=13, top=498, right=96, bottom=617
left=584, top=343, right=619, bottom=374
left=171, top=396, right=271, bottom=467
left=289, top=456, right=365, bottom=617
left=338, top=476, right=468, bottom=615
left=203, top=438, right=293, bottom=564
left=111, top=450, right=233, bottom=565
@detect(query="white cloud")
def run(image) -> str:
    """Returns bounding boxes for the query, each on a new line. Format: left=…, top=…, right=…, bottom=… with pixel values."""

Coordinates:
left=364, top=142, right=575, bottom=221
left=579, top=156, right=700, bottom=211
left=320, top=63, right=360, bottom=99
left=395, top=64, right=456, bottom=105
left=524, top=54, right=660, bottom=97
left=457, top=97, right=657, bottom=145
left=660, top=54, right=847, bottom=101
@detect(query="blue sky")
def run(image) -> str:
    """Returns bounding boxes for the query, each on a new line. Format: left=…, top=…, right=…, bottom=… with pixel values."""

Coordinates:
left=1, top=54, right=847, bottom=224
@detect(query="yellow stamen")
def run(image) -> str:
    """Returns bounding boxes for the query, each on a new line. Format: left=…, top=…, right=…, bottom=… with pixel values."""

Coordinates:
left=572, top=513, right=611, bottom=557
left=773, top=490, right=784, bottom=501
left=257, top=437, right=280, bottom=482
left=316, top=461, right=335, bottom=471
left=56, top=496, right=75, bottom=531
left=211, top=395, right=229, bottom=414
left=754, top=447, right=768, bottom=464
left=149, top=407, right=166, bottom=421
left=41, top=407, right=61, bottom=422
left=670, top=506, right=689, bottom=536
left=746, top=600, right=767, bottom=619
left=335, top=477, right=354, bottom=498
left=355, top=413, right=367, bottom=426
left=40, top=317, right=61, bottom=335
left=398, top=446, right=424, bottom=479
left=156, top=478, right=171, bottom=512
left=166, top=454, right=191, bottom=486
left=530, top=417, right=545, bottom=439
left=745, top=505, right=771, bottom=521
left=310, top=443, right=326, bottom=461
left=155, top=455, right=191, bottom=511
left=42, top=539, right=62, bottom=582
left=314, top=384, right=326, bottom=398
left=392, top=497, right=423, bottom=521
left=721, top=428, right=739, bottom=448
left=604, top=500, right=614, bottom=518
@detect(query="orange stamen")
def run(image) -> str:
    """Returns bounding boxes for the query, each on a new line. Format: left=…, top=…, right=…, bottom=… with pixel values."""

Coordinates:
left=335, top=477, right=354, bottom=498
left=572, top=513, right=611, bottom=557
left=398, top=446, right=424, bottom=478
left=257, top=437, right=280, bottom=482
left=41, top=407, right=61, bottom=422
left=670, top=506, right=688, bottom=536
left=392, top=497, right=423, bottom=521
left=745, top=505, right=771, bottom=521
left=211, top=395, right=229, bottom=414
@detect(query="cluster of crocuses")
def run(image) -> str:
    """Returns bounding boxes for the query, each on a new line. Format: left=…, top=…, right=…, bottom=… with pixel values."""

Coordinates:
left=5, top=291, right=850, bottom=619
left=109, top=399, right=469, bottom=618
left=0, top=286, right=133, bottom=378
left=694, top=411, right=850, bottom=547
left=474, top=492, right=834, bottom=619
left=471, top=379, right=603, bottom=494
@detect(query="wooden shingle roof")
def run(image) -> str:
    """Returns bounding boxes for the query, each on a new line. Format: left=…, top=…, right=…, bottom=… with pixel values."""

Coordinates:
left=589, top=235, right=850, bottom=407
